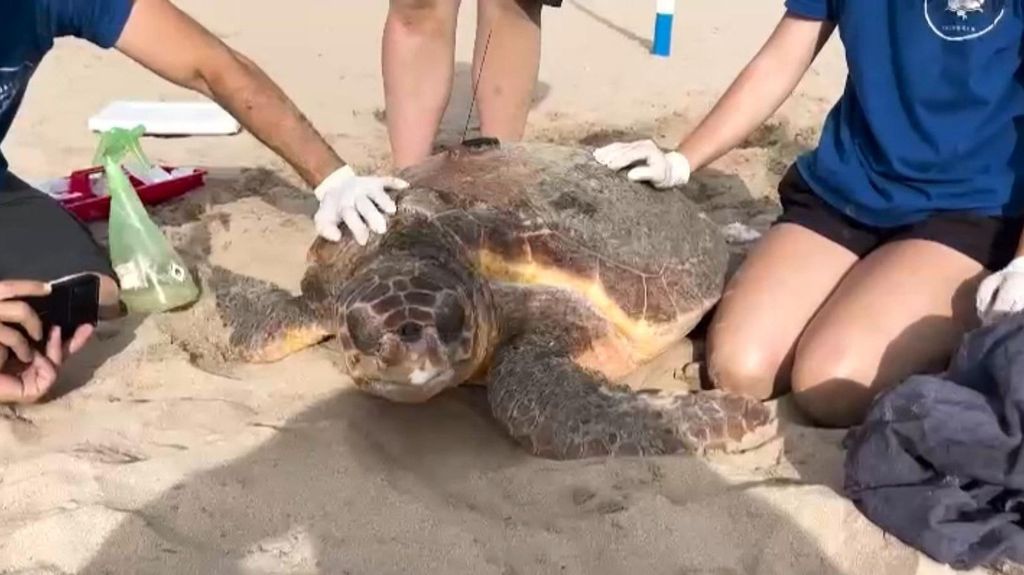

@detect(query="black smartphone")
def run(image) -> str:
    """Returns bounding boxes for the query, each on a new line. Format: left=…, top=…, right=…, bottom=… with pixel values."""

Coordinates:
left=17, top=272, right=100, bottom=345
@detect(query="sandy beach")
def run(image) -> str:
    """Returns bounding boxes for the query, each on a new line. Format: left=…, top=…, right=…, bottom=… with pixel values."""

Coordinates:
left=0, top=2, right=994, bottom=574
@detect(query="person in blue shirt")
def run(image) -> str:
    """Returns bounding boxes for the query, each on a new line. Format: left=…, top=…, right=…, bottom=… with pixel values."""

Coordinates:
left=0, top=0, right=407, bottom=404
left=594, top=0, right=1024, bottom=427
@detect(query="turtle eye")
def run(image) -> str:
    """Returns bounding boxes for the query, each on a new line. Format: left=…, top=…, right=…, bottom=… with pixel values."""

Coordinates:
left=434, top=293, right=466, bottom=344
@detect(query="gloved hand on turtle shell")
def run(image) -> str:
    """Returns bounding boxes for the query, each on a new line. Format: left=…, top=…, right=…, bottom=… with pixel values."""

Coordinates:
left=593, top=139, right=691, bottom=189
left=313, top=164, right=409, bottom=245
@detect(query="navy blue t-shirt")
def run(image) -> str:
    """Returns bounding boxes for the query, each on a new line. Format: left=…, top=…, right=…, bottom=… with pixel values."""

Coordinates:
left=1, top=0, right=133, bottom=175
left=789, top=0, right=1024, bottom=227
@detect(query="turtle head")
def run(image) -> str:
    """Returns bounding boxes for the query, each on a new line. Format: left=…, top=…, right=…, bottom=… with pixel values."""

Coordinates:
left=335, top=254, right=495, bottom=404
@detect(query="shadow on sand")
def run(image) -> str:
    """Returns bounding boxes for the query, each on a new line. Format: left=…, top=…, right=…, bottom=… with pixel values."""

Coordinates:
left=75, top=384, right=864, bottom=575
left=568, top=0, right=654, bottom=52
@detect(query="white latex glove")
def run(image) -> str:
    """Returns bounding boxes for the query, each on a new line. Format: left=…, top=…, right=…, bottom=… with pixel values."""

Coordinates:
left=977, top=256, right=1024, bottom=325
left=593, top=139, right=691, bottom=189
left=313, top=165, right=408, bottom=245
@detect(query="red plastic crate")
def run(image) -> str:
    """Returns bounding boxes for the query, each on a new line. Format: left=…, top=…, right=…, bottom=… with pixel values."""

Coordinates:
left=59, top=165, right=206, bottom=222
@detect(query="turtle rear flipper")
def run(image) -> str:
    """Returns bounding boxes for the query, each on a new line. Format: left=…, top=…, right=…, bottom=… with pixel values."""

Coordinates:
left=485, top=328, right=778, bottom=460
left=162, top=265, right=331, bottom=369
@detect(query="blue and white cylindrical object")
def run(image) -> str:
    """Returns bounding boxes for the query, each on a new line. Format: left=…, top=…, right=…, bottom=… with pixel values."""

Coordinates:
left=652, top=0, right=675, bottom=57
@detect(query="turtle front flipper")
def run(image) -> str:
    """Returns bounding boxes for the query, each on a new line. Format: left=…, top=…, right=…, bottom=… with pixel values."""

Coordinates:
left=161, top=265, right=331, bottom=368
left=207, top=266, right=332, bottom=362
left=485, top=328, right=777, bottom=460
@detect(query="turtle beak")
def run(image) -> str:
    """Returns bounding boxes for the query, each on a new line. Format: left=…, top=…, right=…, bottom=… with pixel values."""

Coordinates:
left=377, top=333, right=407, bottom=367
left=375, top=327, right=452, bottom=385
left=356, top=327, right=457, bottom=403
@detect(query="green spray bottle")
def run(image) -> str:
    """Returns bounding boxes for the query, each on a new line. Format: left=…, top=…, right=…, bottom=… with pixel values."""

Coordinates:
left=94, top=126, right=199, bottom=314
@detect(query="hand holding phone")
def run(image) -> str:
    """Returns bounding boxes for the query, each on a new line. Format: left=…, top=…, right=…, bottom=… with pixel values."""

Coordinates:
left=0, top=276, right=98, bottom=404
left=1, top=273, right=100, bottom=355
left=26, top=273, right=101, bottom=344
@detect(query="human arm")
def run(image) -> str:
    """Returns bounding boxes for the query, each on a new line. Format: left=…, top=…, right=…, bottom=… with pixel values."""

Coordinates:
left=113, top=0, right=339, bottom=187
left=111, top=0, right=406, bottom=243
left=594, top=13, right=836, bottom=187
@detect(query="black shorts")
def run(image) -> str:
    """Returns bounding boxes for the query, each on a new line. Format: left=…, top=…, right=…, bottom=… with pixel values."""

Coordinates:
left=542, top=0, right=562, bottom=6
left=774, top=164, right=1024, bottom=271
left=0, top=172, right=115, bottom=282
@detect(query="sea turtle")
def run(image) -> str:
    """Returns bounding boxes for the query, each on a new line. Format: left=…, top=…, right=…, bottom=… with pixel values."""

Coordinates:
left=181, top=139, right=776, bottom=460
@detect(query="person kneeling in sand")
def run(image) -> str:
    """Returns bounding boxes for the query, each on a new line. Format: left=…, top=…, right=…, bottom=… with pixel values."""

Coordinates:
left=382, top=0, right=561, bottom=169
left=593, top=3, right=1024, bottom=428
left=0, top=0, right=406, bottom=403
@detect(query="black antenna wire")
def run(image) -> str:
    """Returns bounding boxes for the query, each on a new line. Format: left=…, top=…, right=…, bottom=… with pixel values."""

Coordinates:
left=461, top=27, right=494, bottom=143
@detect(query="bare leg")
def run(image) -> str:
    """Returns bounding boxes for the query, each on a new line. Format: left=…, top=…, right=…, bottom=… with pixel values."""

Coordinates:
left=473, top=0, right=543, bottom=141
left=705, top=223, right=859, bottom=399
left=383, top=0, right=462, bottom=169
left=790, top=239, right=985, bottom=427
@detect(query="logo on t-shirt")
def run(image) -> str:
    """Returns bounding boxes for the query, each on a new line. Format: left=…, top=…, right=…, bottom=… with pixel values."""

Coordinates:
left=925, top=0, right=1006, bottom=41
